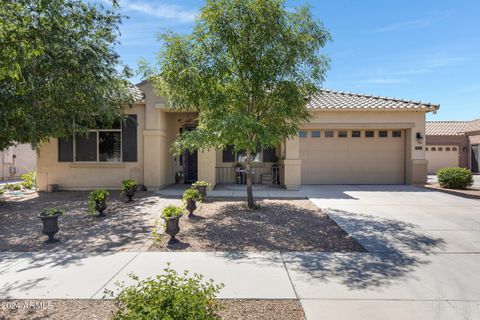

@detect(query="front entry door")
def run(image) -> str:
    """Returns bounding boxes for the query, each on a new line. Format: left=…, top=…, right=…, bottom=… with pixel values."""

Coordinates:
left=184, top=150, right=198, bottom=182
left=181, top=125, right=198, bottom=183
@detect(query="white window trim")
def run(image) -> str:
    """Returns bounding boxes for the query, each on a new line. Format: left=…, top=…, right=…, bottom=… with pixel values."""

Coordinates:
left=73, top=128, right=122, bottom=163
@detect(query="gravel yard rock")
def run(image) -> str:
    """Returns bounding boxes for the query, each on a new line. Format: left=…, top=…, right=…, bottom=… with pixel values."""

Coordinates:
left=0, top=299, right=304, bottom=320
left=150, top=198, right=364, bottom=252
left=0, top=191, right=180, bottom=252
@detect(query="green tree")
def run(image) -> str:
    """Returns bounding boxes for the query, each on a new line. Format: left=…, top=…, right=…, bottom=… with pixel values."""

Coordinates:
left=0, top=0, right=131, bottom=150
left=147, top=0, right=330, bottom=208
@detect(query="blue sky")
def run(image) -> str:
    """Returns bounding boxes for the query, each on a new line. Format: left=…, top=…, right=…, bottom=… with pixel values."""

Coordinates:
left=102, top=0, right=479, bottom=120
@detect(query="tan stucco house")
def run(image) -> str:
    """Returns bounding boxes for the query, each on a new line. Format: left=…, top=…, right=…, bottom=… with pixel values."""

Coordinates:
left=426, top=119, right=480, bottom=174
left=37, top=81, right=439, bottom=191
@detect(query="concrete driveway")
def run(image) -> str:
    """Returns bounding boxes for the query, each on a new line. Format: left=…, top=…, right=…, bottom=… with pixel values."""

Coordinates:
left=300, top=185, right=480, bottom=320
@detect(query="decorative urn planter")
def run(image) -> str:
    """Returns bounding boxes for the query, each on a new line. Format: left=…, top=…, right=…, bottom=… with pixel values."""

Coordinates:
left=37, top=213, right=61, bottom=243
left=185, top=198, right=197, bottom=218
left=195, top=185, right=207, bottom=199
left=95, top=199, right=107, bottom=217
left=125, top=190, right=135, bottom=202
left=162, top=215, right=183, bottom=244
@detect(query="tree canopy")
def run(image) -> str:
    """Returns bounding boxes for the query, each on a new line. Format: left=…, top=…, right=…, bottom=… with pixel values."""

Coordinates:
left=145, top=0, right=331, bottom=208
left=0, top=0, right=132, bottom=150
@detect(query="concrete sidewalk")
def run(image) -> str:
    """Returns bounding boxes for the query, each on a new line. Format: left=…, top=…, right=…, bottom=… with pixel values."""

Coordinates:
left=1, top=251, right=480, bottom=319
left=155, top=184, right=305, bottom=198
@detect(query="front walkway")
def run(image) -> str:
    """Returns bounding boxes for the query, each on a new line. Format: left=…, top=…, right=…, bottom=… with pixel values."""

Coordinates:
left=155, top=183, right=305, bottom=198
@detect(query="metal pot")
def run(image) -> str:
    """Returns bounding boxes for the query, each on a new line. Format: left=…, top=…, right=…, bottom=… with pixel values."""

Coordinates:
left=162, top=215, right=183, bottom=244
left=37, top=213, right=61, bottom=243
left=195, top=185, right=207, bottom=199
left=185, top=198, right=197, bottom=217
left=124, top=189, right=135, bottom=202
left=95, top=199, right=107, bottom=217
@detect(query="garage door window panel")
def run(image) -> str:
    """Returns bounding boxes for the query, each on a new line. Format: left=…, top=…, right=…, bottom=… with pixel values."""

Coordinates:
left=352, top=131, right=361, bottom=138
left=311, top=131, right=321, bottom=138
left=379, top=130, right=388, bottom=138
left=366, top=131, right=374, bottom=138
left=338, top=131, right=347, bottom=138
left=392, top=130, right=402, bottom=138
left=325, top=131, right=334, bottom=138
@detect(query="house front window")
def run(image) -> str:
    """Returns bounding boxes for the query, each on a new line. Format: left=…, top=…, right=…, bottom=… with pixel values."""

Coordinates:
left=75, top=129, right=122, bottom=162
left=58, top=115, right=137, bottom=163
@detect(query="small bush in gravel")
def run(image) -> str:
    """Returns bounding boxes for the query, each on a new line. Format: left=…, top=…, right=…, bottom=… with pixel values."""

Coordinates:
left=106, top=266, right=224, bottom=320
left=21, top=170, right=36, bottom=189
left=437, top=167, right=474, bottom=189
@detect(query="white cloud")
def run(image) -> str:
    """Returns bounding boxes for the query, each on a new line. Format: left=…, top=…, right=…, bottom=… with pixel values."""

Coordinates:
left=375, top=19, right=431, bottom=32
left=112, top=0, right=198, bottom=23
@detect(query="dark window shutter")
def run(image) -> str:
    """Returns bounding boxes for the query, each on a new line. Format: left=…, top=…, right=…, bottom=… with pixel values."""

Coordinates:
left=58, top=137, right=73, bottom=162
left=222, top=145, right=235, bottom=163
left=263, top=147, right=276, bottom=162
left=122, top=115, right=137, bottom=162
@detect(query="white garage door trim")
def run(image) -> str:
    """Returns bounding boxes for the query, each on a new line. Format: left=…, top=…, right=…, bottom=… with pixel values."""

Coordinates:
left=300, top=129, right=406, bottom=184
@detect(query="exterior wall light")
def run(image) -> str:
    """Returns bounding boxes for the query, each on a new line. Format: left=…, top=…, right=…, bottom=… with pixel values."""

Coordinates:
left=416, top=132, right=424, bottom=144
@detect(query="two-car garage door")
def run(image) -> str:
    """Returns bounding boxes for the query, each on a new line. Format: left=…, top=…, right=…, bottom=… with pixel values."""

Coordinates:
left=300, top=129, right=405, bottom=184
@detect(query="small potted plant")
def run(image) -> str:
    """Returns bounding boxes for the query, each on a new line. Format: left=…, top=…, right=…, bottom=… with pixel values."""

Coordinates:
left=161, top=205, right=184, bottom=244
left=121, top=179, right=137, bottom=202
left=183, top=187, right=201, bottom=218
left=37, top=208, right=64, bottom=243
left=88, top=189, right=110, bottom=217
left=192, top=181, right=210, bottom=199
left=175, top=170, right=185, bottom=184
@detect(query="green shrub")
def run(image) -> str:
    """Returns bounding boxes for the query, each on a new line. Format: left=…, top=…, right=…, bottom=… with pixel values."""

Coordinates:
left=121, top=179, right=136, bottom=192
left=192, top=180, right=211, bottom=188
left=437, top=167, right=474, bottom=189
left=5, top=183, right=22, bottom=191
left=21, top=170, right=36, bottom=189
left=87, top=189, right=110, bottom=214
left=162, top=205, right=184, bottom=218
left=183, top=187, right=201, bottom=203
left=39, top=208, right=64, bottom=217
left=106, top=266, right=224, bottom=320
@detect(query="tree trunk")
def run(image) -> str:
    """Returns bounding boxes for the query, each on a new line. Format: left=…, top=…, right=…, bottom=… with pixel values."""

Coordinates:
left=245, top=151, right=255, bottom=209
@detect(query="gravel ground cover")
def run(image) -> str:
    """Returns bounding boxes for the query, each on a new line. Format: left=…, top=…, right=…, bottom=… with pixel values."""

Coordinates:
left=150, top=198, right=365, bottom=252
left=0, top=299, right=304, bottom=320
left=0, top=191, right=179, bottom=252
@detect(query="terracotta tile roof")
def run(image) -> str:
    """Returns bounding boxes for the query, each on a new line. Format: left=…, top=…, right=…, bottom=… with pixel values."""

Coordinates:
left=307, top=89, right=439, bottom=111
left=128, top=85, right=145, bottom=102
left=464, top=118, right=480, bottom=134
left=426, top=121, right=470, bottom=136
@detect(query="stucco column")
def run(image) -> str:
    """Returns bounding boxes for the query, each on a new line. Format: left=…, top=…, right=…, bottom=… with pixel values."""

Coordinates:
left=197, top=149, right=217, bottom=187
left=281, top=136, right=301, bottom=190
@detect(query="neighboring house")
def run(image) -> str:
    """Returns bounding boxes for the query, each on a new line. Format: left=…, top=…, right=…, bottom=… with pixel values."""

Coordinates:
left=0, top=144, right=37, bottom=180
left=426, top=119, right=480, bottom=174
left=36, top=82, right=439, bottom=191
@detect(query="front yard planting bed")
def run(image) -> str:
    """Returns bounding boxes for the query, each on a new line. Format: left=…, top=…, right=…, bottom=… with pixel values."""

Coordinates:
left=151, top=198, right=365, bottom=252
left=0, top=191, right=179, bottom=252
left=0, top=299, right=304, bottom=320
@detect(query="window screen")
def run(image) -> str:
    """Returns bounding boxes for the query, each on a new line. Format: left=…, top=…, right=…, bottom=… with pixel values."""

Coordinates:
left=75, top=132, right=97, bottom=161
left=222, top=145, right=235, bottom=162
left=99, top=131, right=121, bottom=162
